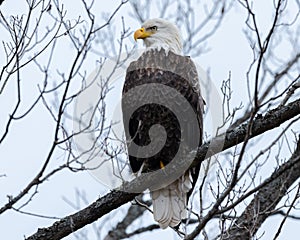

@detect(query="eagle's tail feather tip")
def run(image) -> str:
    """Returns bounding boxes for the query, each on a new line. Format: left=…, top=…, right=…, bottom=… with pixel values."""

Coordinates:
left=152, top=186, right=182, bottom=229
left=152, top=174, right=192, bottom=229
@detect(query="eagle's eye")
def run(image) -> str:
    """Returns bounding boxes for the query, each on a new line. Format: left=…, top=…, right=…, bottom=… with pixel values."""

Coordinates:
left=147, top=26, right=158, bottom=31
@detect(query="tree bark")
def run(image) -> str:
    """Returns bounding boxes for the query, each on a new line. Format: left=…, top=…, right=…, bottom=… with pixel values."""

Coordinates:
left=26, top=98, right=300, bottom=240
left=222, top=139, right=300, bottom=240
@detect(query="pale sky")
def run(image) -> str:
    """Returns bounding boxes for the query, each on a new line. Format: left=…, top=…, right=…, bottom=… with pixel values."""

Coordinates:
left=0, top=1, right=299, bottom=240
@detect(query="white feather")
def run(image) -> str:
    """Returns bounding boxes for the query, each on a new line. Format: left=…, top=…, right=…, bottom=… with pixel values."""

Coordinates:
left=151, top=172, right=192, bottom=229
left=140, top=18, right=182, bottom=55
left=138, top=18, right=193, bottom=228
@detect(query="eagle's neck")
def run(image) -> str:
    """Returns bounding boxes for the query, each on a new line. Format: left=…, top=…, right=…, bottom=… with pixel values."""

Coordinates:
left=143, top=36, right=182, bottom=55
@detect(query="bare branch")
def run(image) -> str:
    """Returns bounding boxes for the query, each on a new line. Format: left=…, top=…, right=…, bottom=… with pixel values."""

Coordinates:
left=25, top=98, right=300, bottom=240
left=221, top=139, right=300, bottom=240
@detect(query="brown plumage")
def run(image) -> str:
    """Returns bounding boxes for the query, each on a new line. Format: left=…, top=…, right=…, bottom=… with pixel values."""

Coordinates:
left=122, top=18, right=204, bottom=228
left=122, top=48, right=204, bottom=228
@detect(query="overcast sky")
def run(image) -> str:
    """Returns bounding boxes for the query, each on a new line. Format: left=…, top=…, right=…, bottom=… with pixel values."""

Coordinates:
left=0, top=1, right=299, bottom=239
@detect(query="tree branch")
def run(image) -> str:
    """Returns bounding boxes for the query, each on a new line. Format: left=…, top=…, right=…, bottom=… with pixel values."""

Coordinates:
left=222, top=138, right=300, bottom=240
left=26, top=98, right=300, bottom=240
left=104, top=198, right=152, bottom=240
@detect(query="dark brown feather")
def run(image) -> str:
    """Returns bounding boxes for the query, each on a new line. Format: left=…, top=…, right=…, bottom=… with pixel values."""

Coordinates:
left=122, top=48, right=204, bottom=199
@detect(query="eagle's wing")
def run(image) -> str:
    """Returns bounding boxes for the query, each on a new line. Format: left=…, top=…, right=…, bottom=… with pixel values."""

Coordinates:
left=122, top=49, right=204, bottom=228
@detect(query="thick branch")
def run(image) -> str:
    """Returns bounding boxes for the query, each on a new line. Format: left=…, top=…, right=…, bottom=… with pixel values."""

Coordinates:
left=222, top=139, right=300, bottom=240
left=26, top=98, right=300, bottom=240
left=104, top=199, right=152, bottom=240
left=26, top=191, right=139, bottom=240
left=193, top=98, right=300, bottom=166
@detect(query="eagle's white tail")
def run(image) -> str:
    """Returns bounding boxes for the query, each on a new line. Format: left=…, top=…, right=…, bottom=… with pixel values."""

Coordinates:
left=151, top=172, right=193, bottom=229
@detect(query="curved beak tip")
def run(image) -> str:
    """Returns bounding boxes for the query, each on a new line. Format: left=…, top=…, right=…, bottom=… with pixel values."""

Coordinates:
left=134, top=28, right=145, bottom=41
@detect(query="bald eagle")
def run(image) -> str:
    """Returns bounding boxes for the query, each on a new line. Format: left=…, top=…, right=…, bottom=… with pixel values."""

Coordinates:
left=122, top=18, right=204, bottom=229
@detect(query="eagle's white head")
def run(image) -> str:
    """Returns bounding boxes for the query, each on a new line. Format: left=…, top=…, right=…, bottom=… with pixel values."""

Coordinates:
left=134, top=18, right=182, bottom=54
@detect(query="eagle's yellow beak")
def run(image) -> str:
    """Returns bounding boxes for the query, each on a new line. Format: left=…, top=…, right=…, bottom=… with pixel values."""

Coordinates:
left=134, top=27, right=152, bottom=41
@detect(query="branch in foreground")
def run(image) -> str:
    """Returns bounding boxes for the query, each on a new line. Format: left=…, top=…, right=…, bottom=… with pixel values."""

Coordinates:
left=104, top=198, right=152, bottom=240
left=222, top=138, right=300, bottom=240
left=26, top=98, right=300, bottom=240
